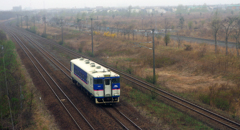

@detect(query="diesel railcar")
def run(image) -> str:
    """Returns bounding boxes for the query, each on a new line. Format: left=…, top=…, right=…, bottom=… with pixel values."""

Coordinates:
left=70, top=57, right=120, bottom=104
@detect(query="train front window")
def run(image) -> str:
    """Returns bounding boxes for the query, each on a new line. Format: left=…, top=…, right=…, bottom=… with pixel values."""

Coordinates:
left=94, top=79, right=103, bottom=84
left=111, top=78, right=120, bottom=83
left=105, top=79, right=110, bottom=85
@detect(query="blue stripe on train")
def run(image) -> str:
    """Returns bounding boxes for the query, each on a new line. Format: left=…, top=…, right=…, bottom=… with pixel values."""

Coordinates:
left=73, top=77, right=120, bottom=98
left=95, top=96, right=120, bottom=98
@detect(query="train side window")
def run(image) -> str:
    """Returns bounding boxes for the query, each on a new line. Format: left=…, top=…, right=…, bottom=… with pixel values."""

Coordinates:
left=112, top=78, right=120, bottom=83
left=94, top=79, right=103, bottom=84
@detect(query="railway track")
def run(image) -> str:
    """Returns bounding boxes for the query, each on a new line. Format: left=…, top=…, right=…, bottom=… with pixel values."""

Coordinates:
left=101, top=106, right=142, bottom=130
left=22, top=31, right=142, bottom=130
left=8, top=32, right=95, bottom=130
left=8, top=26, right=240, bottom=129
left=6, top=27, right=143, bottom=130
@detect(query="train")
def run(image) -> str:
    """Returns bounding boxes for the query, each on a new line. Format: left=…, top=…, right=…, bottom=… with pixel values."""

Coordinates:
left=70, top=57, right=120, bottom=104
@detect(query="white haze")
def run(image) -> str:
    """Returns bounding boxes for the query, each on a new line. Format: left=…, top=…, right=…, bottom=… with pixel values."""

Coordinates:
left=1, top=0, right=239, bottom=10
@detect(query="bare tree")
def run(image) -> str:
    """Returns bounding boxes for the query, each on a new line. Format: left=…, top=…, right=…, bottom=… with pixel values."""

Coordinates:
left=176, top=31, right=182, bottom=48
left=102, top=20, right=108, bottom=31
left=94, top=21, right=101, bottom=31
left=221, top=16, right=237, bottom=55
left=128, top=5, right=132, bottom=17
left=42, top=16, right=46, bottom=34
left=31, top=16, right=35, bottom=29
left=164, top=17, right=170, bottom=35
left=114, top=21, right=121, bottom=37
left=77, top=18, right=81, bottom=31
left=164, top=17, right=170, bottom=46
left=179, top=16, right=184, bottom=29
left=123, top=28, right=127, bottom=39
left=126, top=24, right=134, bottom=40
left=25, top=15, right=29, bottom=29
left=141, top=31, right=145, bottom=39
left=233, top=18, right=240, bottom=56
left=211, top=11, right=221, bottom=53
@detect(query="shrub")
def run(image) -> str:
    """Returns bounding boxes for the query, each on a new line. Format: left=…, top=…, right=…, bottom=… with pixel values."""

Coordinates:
left=78, top=47, right=83, bottom=53
left=58, top=41, right=65, bottom=45
left=199, top=94, right=210, bottom=105
left=199, top=84, right=234, bottom=111
left=28, top=26, right=37, bottom=34
left=214, top=97, right=230, bottom=111
left=145, top=75, right=157, bottom=84
left=41, top=33, right=47, bottom=38
left=146, top=56, right=177, bottom=68
left=188, top=21, right=193, bottom=29
left=126, top=67, right=133, bottom=74
left=0, top=30, right=7, bottom=40
left=156, top=34, right=162, bottom=40
left=85, top=51, right=94, bottom=57
left=150, top=89, right=157, bottom=100
left=198, top=43, right=207, bottom=57
left=184, top=44, right=192, bottom=51
left=164, top=33, right=170, bottom=46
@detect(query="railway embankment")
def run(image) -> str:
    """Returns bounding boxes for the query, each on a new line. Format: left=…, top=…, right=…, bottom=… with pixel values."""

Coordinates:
left=0, top=30, right=58, bottom=130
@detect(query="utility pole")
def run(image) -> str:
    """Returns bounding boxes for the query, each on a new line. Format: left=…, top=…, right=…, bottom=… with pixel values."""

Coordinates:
left=21, top=15, right=22, bottom=28
left=17, top=14, right=19, bottom=27
left=152, top=29, right=155, bottom=84
left=33, top=16, right=35, bottom=29
left=26, top=15, right=28, bottom=29
left=142, top=18, right=143, bottom=30
left=61, top=19, right=64, bottom=44
left=91, top=18, right=93, bottom=56
left=43, top=16, right=46, bottom=34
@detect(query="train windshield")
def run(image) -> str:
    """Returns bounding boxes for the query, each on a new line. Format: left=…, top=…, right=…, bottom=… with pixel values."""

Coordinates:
left=111, top=78, right=120, bottom=83
left=94, top=79, right=103, bottom=84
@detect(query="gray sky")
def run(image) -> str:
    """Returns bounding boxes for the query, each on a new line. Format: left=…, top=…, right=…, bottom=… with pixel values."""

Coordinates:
left=1, top=0, right=239, bottom=10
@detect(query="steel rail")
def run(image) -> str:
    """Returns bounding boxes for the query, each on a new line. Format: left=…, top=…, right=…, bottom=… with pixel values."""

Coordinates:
left=9, top=31, right=95, bottom=130
left=10, top=32, right=82, bottom=130
left=113, top=107, right=142, bottom=130
left=10, top=26, right=240, bottom=129
left=21, top=30, right=142, bottom=130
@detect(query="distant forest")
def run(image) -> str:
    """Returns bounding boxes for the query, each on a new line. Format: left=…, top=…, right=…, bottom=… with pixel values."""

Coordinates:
left=0, top=12, right=15, bottom=20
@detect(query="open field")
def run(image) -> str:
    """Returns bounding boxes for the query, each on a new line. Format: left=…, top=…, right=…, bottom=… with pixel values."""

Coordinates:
left=12, top=8, right=240, bottom=129
left=24, top=19, right=240, bottom=119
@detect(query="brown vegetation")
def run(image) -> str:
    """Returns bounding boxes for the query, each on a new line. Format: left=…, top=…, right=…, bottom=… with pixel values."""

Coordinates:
left=25, top=10, right=240, bottom=120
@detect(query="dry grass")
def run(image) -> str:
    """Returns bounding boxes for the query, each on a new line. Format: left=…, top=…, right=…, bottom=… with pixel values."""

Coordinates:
left=32, top=20, right=240, bottom=118
left=17, top=52, right=59, bottom=130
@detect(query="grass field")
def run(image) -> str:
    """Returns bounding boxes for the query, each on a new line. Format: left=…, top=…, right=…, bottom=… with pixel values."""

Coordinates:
left=23, top=13, right=240, bottom=127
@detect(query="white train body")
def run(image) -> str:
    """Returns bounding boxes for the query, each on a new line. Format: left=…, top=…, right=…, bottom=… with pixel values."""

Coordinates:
left=70, top=57, right=120, bottom=104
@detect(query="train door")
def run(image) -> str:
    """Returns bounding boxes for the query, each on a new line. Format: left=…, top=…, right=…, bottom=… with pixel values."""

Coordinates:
left=104, top=79, right=112, bottom=97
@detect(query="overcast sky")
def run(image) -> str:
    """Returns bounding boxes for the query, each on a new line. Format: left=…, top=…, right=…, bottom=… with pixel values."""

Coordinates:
left=1, top=0, right=239, bottom=10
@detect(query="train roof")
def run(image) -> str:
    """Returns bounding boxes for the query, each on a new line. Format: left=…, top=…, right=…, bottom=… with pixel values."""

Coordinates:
left=71, top=57, right=120, bottom=78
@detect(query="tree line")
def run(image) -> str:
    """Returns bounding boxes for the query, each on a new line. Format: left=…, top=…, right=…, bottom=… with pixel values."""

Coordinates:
left=210, top=10, right=240, bottom=55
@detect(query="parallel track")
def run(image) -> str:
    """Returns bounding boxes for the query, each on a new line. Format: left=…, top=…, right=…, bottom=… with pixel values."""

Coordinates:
left=10, top=26, right=240, bottom=129
left=8, top=28, right=142, bottom=130
left=9, top=32, right=95, bottom=130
